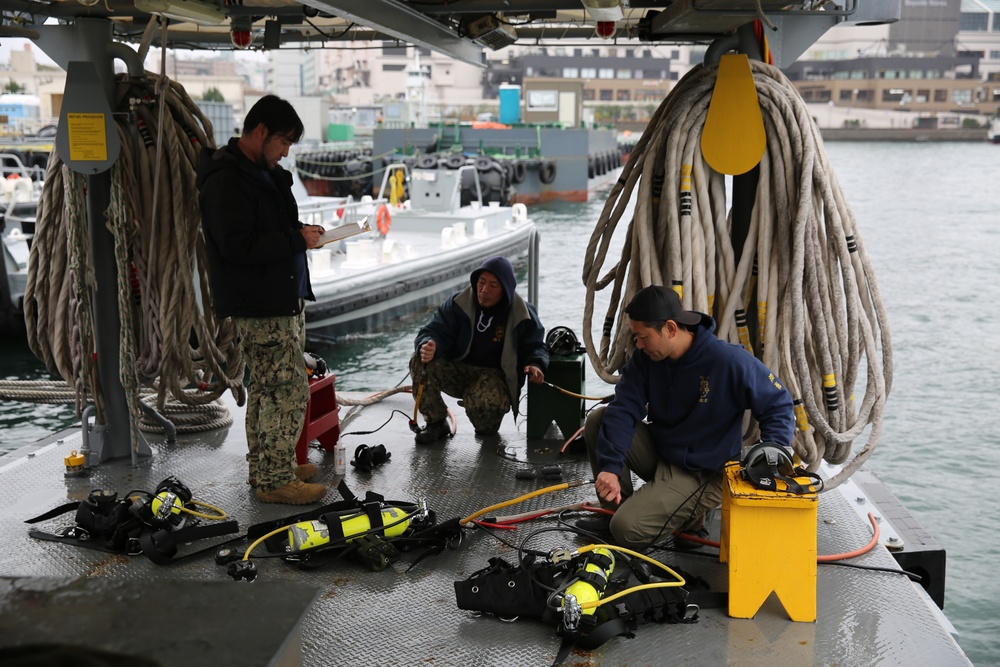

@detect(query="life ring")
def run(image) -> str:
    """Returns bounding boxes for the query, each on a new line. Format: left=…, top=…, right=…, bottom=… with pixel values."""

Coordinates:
left=539, top=160, right=557, bottom=185
left=376, top=204, right=391, bottom=235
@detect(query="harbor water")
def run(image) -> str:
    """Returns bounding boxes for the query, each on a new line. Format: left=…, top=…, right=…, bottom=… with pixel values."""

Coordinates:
left=1, top=141, right=998, bottom=666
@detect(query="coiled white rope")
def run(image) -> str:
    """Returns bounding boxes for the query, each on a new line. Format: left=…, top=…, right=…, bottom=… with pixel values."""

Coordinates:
left=0, top=380, right=78, bottom=403
left=582, top=61, right=892, bottom=490
left=21, top=72, right=245, bottom=435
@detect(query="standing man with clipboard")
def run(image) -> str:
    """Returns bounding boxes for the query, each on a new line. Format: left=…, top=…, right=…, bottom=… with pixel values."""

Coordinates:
left=197, top=95, right=327, bottom=506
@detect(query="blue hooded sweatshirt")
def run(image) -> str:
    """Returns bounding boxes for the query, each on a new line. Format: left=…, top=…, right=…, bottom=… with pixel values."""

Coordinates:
left=414, top=256, right=548, bottom=414
left=597, top=315, right=794, bottom=475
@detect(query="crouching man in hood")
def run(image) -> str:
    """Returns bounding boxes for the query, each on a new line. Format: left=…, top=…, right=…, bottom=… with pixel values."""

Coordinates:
left=410, top=256, right=548, bottom=443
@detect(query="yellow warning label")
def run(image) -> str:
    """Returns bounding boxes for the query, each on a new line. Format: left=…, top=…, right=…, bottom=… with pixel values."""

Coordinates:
left=67, top=113, right=108, bottom=162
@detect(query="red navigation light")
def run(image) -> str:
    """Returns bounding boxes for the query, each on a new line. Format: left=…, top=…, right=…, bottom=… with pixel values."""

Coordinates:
left=596, top=21, right=616, bottom=39
left=231, top=29, right=252, bottom=49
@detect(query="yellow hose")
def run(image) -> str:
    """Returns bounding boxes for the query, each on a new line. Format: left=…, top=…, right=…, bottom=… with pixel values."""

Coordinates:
left=460, top=480, right=588, bottom=526
left=543, top=381, right=607, bottom=401
left=180, top=499, right=228, bottom=521
left=575, top=543, right=686, bottom=610
left=243, top=525, right=288, bottom=561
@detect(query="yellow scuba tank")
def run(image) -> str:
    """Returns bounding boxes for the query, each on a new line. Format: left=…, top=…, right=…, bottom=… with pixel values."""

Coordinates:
left=563, top=547, right=615, bottom=616
left=151, top=490, right=187, bottom=529
left=287, top=506, right=411, bottom=552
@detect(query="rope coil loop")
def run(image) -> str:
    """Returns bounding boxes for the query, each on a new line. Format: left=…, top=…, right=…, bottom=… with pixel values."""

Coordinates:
left=581, top=61, right=892, bottom=490
left=22, top=71, right=245, bottom=435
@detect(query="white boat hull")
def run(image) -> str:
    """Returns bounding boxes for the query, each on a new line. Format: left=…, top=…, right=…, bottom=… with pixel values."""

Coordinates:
left=303, top=202, right=536, bottom=342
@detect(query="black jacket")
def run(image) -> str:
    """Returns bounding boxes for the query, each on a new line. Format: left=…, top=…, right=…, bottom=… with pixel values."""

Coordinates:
left=414, top=256, right=548, bottom=414
left=196, top=138, right=314, bottom=318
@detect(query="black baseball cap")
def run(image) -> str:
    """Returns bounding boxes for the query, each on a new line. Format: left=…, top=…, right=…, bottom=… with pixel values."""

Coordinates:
left=625, top=286, right=701, bottom=325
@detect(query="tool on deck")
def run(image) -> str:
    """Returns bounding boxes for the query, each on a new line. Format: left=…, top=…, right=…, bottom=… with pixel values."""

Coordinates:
left=410, top=365, right=427, bottom=433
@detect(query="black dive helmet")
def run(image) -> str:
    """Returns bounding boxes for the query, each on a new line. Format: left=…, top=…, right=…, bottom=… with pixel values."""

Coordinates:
left=546, top=326, right=582, bottom=356
left=740, top=442, right=824, bottom=494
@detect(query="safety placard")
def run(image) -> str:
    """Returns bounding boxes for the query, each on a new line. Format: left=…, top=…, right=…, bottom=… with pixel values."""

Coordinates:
left=66, top=113, right=108, bottom=162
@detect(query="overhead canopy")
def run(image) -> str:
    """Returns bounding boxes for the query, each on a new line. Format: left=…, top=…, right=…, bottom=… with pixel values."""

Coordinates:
left=0, top=0, right=901, bottom=67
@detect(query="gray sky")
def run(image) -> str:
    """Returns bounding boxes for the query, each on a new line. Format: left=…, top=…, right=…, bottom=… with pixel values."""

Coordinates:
left=1, top=38, right=57, bottom=66
left=2, top=36, right=268, bottom=68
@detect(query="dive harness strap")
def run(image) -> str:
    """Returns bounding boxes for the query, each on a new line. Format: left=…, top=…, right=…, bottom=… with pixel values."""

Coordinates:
left=773, top=469, right=825, bottom=495
left=26, top=491, right=240, bottom=564
left=138, top=521, right=242, bottom=565
left=453, top=555, right=565, bottom=619
left=550, top=585, right=704, bottom=667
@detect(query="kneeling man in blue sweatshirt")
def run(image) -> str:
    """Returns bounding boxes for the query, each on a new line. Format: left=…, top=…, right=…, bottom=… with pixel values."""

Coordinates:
left=580, top=285, right=795, bottom=549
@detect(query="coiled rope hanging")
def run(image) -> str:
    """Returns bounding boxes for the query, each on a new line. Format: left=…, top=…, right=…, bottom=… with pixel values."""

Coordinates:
left=22, top=71, right=243, bottom=439
left=582, top=60, right=892, bottom=491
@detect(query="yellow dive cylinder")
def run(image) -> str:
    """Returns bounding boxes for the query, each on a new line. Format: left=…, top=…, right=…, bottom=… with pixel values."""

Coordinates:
left=563, top=547, right=615, bottom=615
left=151, top=490, right=187, bottom=529
left=287, top=506, right=411, bottom=551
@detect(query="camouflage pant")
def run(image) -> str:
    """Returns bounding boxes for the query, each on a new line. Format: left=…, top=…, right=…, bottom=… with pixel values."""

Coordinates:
left=409, top=353, right=510, bottom=432
left=236, top=310, right=308, bottom=491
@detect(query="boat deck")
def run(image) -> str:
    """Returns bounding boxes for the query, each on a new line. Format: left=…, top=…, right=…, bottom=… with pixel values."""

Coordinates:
left=0, top=389, right=972, bottom=666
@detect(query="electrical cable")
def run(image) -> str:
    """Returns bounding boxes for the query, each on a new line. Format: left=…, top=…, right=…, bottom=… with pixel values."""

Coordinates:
left=821, top=561, right=922, bottom=582
left=337, top=409, right=412, bottom=437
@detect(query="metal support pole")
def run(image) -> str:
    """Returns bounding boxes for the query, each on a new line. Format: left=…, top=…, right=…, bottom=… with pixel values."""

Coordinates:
left=35, top=18, right=152, bottom=464
left=711, top=25, right=764, bottom=347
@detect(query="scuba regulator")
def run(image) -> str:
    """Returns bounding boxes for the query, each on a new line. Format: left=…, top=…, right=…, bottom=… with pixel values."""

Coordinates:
left=555, top=547, right=616, bottom=633
left=147, top=477, right=194, bottom=530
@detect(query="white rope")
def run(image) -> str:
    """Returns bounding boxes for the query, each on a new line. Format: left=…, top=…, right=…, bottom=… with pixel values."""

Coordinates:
left=335, top=385, right=412, bottom=406
left=23, top=71, right=245, bottom=434
left=582, top=61, right=892, bottom=490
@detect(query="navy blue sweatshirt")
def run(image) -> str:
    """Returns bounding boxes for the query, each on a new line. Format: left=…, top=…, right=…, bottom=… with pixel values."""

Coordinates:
left=596, top=316, right=794, bottom=475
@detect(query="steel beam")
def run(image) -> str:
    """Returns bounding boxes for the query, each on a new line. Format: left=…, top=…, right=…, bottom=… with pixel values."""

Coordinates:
left=298, top=0, right=485, bottom=66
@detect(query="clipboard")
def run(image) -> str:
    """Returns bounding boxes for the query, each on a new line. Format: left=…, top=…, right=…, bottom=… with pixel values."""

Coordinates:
left=316, top=216, right=371, bottom=247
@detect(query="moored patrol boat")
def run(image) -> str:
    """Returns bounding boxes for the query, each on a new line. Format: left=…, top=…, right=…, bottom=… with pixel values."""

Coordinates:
left=0, top=1, right=975, bottom=665
left=292, top=161, right=538, bottom=341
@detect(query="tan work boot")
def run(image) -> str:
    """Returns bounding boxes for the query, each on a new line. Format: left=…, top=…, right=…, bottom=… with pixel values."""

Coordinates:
left=249, top=464, right=319, bottom=488
left=255, top=479, right=326, bottom=505
left=295, top=463, right=318, bottom=482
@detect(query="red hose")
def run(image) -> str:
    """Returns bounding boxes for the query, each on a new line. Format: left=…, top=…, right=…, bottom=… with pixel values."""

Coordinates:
left=817, top=512, right=880, bottom=562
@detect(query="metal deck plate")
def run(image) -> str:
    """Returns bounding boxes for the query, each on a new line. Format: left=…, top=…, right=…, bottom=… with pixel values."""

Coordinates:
left=0, top=392, right=972, bottom=666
